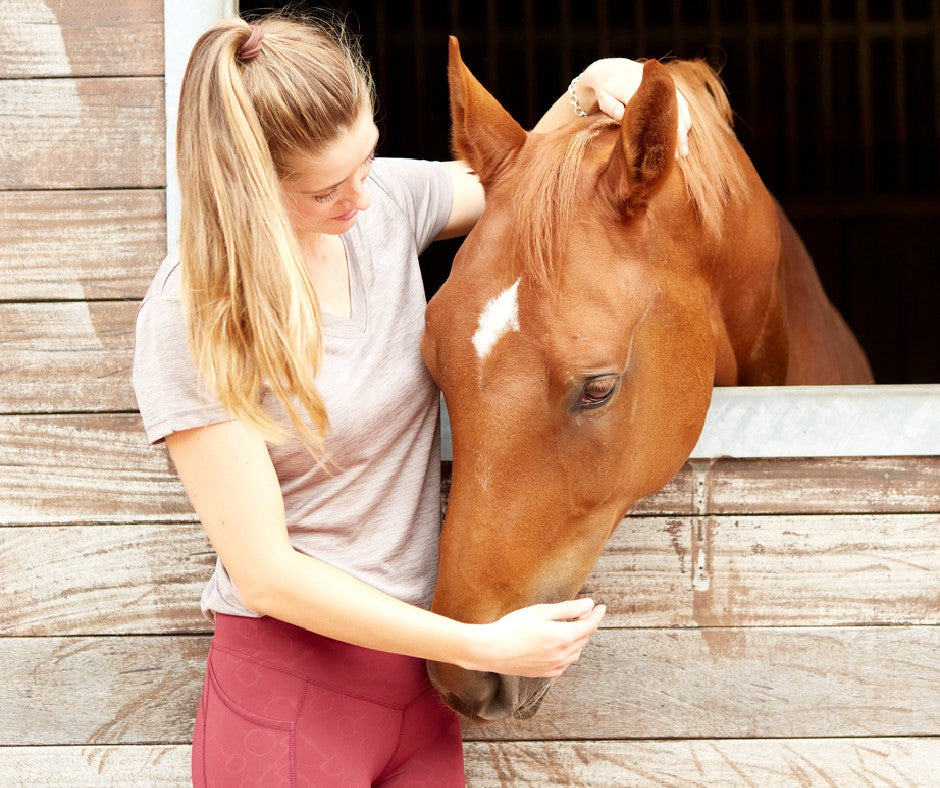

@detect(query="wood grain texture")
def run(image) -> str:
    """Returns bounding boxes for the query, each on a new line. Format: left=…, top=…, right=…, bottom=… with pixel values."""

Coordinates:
left=585, top=512, right=940, bottom=626
left=0, top=302, right=137, bottom=413
left=699, top=455, right=940, bottom=514
left=0, top=190, right=165, bottom=300
left=0, top=524, right=214, bottom=636
left=0, top=636, right=208, bottom=745
left=4, top=427, right=938, bottom=524
left=0, top=78, right=164, bottom=189
left=464, top=738, right=940, bottom=787
left=3, top=514, right=937, bottom=636
left=0, top=745, right=191, bottom=786
left=1, top=739, right=937, bottom=786
left=2, top=628, right=937, bottom=744
left=0, top=0, right=163, bottom=78
left=0, top=415, right=192, bottom=526
left=464, top=625, right=940, bottom=741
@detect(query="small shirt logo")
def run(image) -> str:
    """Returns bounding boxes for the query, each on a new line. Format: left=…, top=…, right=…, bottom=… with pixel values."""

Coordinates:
left=374, top=250, right=394, bottom=270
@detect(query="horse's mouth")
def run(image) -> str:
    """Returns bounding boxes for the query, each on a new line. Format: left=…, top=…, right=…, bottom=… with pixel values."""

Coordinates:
left=430, top=663, right=554, bottom=722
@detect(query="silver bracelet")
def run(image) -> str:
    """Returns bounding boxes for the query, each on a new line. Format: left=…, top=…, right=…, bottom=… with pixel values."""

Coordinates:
left=568, top=72, right=587, bottom=117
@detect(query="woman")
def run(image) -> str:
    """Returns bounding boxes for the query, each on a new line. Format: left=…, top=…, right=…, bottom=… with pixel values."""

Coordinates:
left=134, top=12, right=689, bottom=786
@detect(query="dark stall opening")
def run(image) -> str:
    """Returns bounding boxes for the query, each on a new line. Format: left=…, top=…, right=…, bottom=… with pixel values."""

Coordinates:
left=239, top=0, right=940, bottom=384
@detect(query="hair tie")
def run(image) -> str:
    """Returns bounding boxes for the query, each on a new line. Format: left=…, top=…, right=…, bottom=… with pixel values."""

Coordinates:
left=238, top=24, right=264, bottom=62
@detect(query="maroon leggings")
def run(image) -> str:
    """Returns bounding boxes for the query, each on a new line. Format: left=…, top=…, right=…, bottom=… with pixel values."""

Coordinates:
left=192, top=614, right=465, bottom=787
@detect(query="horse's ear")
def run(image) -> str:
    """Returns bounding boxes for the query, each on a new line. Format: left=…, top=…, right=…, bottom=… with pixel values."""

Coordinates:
left=601, top=59, right=678, bottom=215
left=448, top=36, right=527, bottom=189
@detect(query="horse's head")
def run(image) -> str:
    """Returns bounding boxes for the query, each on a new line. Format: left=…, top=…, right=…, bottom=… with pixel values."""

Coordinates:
left=421, top=39, right=719, bottom=721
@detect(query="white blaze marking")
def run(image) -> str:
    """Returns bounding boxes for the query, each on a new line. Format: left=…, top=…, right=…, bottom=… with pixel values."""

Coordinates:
left=472, top=279, right=521, bottom=360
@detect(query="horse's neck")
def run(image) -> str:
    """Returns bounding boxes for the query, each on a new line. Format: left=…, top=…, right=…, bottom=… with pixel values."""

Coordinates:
left=773, top=202, right=873, bottom=384
left=704, top=195, right=871, bottom=386
left=680, top=172, right=791, bottom=386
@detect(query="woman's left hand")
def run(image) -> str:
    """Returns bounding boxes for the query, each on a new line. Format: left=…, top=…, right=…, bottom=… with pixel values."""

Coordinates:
left=578, top=57, right=692, bottom=157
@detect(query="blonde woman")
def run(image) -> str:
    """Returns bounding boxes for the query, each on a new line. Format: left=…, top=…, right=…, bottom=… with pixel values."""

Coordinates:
left=133, top=12, right=689, bottom=786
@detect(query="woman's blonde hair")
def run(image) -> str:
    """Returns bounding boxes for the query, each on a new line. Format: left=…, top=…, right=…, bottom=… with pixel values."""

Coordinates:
left=176, top=12, right=374, bottom=456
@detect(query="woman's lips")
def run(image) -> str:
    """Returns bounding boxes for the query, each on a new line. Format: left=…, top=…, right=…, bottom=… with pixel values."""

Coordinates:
left=332, top=208, right=358, bottom=222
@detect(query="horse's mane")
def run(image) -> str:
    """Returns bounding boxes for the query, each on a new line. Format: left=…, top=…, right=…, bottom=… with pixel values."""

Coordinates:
left=513, top=59, right=749, bottom=289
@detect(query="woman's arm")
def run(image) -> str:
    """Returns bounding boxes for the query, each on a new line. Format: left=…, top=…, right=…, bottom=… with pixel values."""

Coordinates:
left=166, top=420, right=605, bottom=677
left=533, top=57, right=691, bottom=154
left=436, top=57, right=692, bottom=241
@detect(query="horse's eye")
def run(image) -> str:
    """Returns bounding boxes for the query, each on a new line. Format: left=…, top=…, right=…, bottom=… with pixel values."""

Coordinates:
left=579, top=376, right=618, bottom=409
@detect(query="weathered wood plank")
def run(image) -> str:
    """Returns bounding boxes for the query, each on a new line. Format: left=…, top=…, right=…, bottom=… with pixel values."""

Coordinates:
left=0, top=745, right=191, bottom=786
left=0, top=190, right=165, bottom=301
left=2, top=628, right=937, bottom=744
left=3, top=420, right=939, bottom=524
left=465, top=626, right=940, bottom=741
left=4, top=515, right=937, bottom=635
left=0, top=415, right=192, bottom=526
left=700, top=455, right=940, bottom=515
left=0, top=0, right=163, bottom=78
left=0, top=302, right=137, bottom=413
left=0, top=636, right=208, bottom=745
left=464, top=738, right=940, bottom=787
left=586, top=512, right=940, bottom=626
left=0, top=78, right=164, bottom=189
left=0, top=524, right=213, bottom=636
left=2, top=739, right=937, bottom=786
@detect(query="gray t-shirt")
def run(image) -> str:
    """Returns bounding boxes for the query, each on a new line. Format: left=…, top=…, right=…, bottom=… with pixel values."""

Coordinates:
left=133, top=157, right=453, bottom=618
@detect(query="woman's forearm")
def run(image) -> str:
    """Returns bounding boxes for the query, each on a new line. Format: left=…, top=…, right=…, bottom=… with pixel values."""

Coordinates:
left=245, top=545, right=478, bottom=666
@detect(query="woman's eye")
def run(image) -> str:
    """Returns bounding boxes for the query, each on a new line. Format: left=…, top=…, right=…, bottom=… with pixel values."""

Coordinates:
left=314, top=189, right=337, bottom=204
left=580, top=376, right=618, bottom=408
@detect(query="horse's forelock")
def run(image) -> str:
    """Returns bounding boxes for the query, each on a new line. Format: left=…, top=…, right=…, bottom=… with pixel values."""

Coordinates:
left=512, top=120, right=618, bottom=291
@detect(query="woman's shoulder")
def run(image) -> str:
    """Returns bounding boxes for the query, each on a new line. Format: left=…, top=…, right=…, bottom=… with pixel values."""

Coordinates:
left=368, top=157, right=448, bottom=202
left=364, top=158, right=453, bottom=247
left=141, top=251, right=183, bottom=304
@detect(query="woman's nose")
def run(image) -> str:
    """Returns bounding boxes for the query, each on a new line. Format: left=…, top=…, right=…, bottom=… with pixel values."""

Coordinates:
left=350, top=179, right=371, bottom=211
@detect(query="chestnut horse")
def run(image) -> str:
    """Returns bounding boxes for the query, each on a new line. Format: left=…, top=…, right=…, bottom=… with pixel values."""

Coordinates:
left=420, top=38, right=872, bottom=722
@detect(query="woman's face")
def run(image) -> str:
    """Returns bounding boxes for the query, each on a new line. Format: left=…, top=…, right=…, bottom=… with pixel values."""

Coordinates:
left=280, top=103, right=380, bottom=238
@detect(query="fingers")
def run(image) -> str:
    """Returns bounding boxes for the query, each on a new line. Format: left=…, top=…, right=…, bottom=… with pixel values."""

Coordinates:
left=595, top=88, right=625, bottom=121
left=597, top=83, right=691, bottom=158
left=543, top=597, right=596, bottom=622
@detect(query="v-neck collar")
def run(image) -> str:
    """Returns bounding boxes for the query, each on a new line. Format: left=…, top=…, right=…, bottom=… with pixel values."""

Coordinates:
left=320, top=233, right=369, bottom=337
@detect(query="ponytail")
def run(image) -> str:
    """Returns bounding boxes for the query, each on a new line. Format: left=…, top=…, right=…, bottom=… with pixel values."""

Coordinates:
left=175, top=14, right=374, bottom=457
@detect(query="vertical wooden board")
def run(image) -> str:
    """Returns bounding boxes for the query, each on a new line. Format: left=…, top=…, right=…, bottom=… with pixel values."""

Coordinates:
left=0, top=636, right=208, bottom=745
left=0, top=302, right=137, bottom=413
left=0, top=0, right=164, bottom=78
left=465, top=626, right=940, bottom=740
left=463, top=738, right=940, bottom=787
left=0, top=190, right=165, bottom=300
left=0, top=78, right=164, bottom=190
left=0, top=524, right=214, bottom=636
left=0, top=415, right=193, bottom=526
left=702, top=456, right=940, bottom=514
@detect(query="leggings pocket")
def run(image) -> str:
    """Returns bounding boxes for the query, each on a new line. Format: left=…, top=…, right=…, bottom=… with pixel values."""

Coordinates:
left=196, top=647, right=306, bottom=787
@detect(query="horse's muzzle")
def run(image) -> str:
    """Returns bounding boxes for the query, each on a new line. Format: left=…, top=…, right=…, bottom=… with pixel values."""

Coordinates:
left=427, top=660, right=553, bottom=722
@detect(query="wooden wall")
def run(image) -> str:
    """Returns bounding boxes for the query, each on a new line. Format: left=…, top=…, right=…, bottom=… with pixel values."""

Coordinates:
left=1, top=2, right=938, bottom=785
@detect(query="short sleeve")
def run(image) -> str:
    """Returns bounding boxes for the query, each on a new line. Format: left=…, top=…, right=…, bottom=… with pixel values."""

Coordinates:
left=132, top=294, right=231, bottom=444
left=368, top=158, right=453, bottom=254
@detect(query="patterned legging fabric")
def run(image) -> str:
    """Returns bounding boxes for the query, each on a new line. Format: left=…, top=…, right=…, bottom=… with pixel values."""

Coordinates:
left=192, top=613, right=465, bottom=787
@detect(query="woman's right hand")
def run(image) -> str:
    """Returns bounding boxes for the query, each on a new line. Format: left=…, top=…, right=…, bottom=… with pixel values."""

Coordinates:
left=464, top=598, right=606, bottom=678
